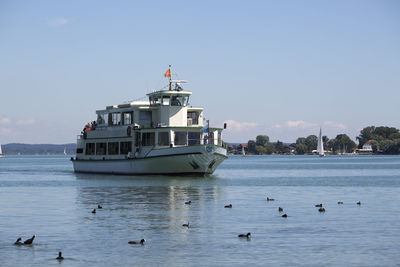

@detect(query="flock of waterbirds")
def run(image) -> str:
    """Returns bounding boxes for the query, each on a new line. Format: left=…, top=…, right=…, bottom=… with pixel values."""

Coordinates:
left=13, top=197, right=363, bottom=261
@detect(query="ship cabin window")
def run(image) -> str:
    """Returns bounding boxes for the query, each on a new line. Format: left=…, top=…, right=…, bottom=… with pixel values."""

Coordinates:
left=97, top=114, right=107, bottom=125
left=120, top=141, right=132, bottom=154
left=174, top=131, right=187, bottom=146
left=171, top=95, right=189, bottom=107
left=139, top=111, right=152, bottom=127
left=188, top=132, right=201, bottom=145
left=85, top=143, right=95, bottom=155
left=76, top=148, right=83, bottom=154
left=108, top=112, right=122, bottom=126
left=96, top=143, right=107, bottom=155
left=158, top=132, right=169, bottom=146
left=108, top=142, right=119, bottom=155
left=171, top=96, right=181, bottom=106
left=204, top=131, right=214, bottom=145
left=149, top=97, right=162, bottom=105
left=122, top=111, right=133, bottom=125
left=187, top=111, right=199, bottom=125
left=142, top=132, right=155, bottom=146
left=162, top=96, right=170, bottom=105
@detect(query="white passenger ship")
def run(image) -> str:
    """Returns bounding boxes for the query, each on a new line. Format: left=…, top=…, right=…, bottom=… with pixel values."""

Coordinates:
left=72, top=67, right=227, bottom=175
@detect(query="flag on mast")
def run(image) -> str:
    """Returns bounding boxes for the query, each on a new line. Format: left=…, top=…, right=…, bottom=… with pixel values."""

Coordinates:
left=164, top=69, right=171, bottom=77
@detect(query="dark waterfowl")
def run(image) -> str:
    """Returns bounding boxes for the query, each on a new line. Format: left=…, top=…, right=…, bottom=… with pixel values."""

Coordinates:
left=281, top=214, right=288, bottom=218
left=56, top=252, right=64, bottom=260
left=14, top=237, right=23, bottom=245
left=225, top=204, right=232, bottom=208
left=318, top=207, right=326, bottom=212
left=337, top=201, right=343, bottom=204
left=97, top=204, right=102, bottom=209
left=128, top=239, right=146, bottom=245
left=266, top=197, right=275, bottom=201
left=185, top=201, right=191, bottom=205
left=23, top=235, right=36, bottom=245
left=238, top=232, right=251, bottom=238
left=357, top=201, right=361, bottom=205
left=315, top=204, right=323, bottom=207
left=92, top=209, right=96, bottom=214
left=278, top=207, right=283, bottom=212
left=182, top=222, right=190, bottom=228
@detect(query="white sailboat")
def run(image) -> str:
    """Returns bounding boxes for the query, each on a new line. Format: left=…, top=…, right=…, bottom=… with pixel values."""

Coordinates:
left=64, top=147, right=67, bottom=155
left=0, top=144, right=4, bottom=158
left=242, top=146, right=246, bottom=156
left=317, top=128, right=325, bottom=157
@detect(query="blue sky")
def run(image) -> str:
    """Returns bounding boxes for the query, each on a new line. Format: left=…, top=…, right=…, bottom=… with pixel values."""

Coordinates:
left=0, top=0, right=399, bottom=144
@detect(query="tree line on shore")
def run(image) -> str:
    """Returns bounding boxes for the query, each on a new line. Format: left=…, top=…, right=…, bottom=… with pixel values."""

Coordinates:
left=228, top=126, right=400, bottom=155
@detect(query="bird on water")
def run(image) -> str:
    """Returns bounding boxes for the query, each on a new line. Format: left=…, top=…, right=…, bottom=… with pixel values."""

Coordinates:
left=56, top=252, right=64, bottom=260
left=14, top=237, right=23, bottom=245
left=92, top=209, right=96, bottom=214
left=225, top=204, right=232, bottom=208
left=128, top=239, right=146, bottom=245
left=266, top=197, right=275, bottom=201
left=185, top=201, right=191, bottom=205
left=182, top=222, right=190, bottom=228
left=357, top=201, right=361, bottom=205
left=23, top=235, right=36, bottom=245
left=315, top=204, right=323, bottom=207
left=98, top=204, right=102, bottom=209
left=238, top=233, right=251, bottom=238
left=282, top=214, right=288, bottom=218
left=337, top=201, right=343, bottom=204
left=318, top=207, right=326, bottom=212
left=278, top=207, right=283, bottom=212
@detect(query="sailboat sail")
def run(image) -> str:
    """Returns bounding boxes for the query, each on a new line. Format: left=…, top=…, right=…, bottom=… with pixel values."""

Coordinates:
left=242, top=146, right=245, bottom=156
left=0, top=144, right=4, bottom=157
left=317, top=128, right=325, bottom=156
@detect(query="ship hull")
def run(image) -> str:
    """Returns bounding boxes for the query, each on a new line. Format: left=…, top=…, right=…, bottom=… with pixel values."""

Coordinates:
left=72, top=145, right=227, bottom=175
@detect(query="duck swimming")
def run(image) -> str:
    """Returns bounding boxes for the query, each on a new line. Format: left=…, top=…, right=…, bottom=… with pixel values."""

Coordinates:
left=278, top=207, right=283, bottom=212
left=92, top=209, right=96, bottom=214
left=185, top=201, right=191, bottom=205
left=315, top=204, right=323, bottom=207
left=182, top=222, right=190, bottom=228
left=98, top=204, right=102, bottom=209
left=23, top=235, right=36, bottom=245
left=56, top=252, right=64, bottom=260
left=337, top=201, right=343, bottom=204
left=128, top=239, right=146, bottom=245
left=266, top=197, right=275, bottom=201
left=238, top=232, right=251, bottom=238
left=318, top=207, right=326, bottom=212
left=14, top=237, right=23, bottom=245
left=357, top=201, right=361, bottom=205
left=224, top=204, right=232, bottom=208
left=282, top=214, right=288, bottom=218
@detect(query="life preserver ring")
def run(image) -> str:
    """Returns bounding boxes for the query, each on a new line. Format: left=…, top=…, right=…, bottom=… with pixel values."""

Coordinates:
left=127, top=126, right=132, bottom=136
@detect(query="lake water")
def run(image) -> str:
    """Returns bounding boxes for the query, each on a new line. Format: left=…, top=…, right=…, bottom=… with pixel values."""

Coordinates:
left=0, top=155, right=399, bottom=266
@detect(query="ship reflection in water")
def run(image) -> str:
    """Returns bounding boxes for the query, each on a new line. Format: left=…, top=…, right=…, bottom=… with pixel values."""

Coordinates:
left=74, top=173, right=221, bottom=233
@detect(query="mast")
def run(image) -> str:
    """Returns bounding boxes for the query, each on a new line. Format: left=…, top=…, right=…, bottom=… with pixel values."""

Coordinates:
left=318, top=128, right=325, bottom=156
left=168, top=65, right=172, bottom=91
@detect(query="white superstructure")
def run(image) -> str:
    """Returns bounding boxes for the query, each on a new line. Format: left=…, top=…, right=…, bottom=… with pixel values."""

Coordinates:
left=71, top=67, right=227, bottom=175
